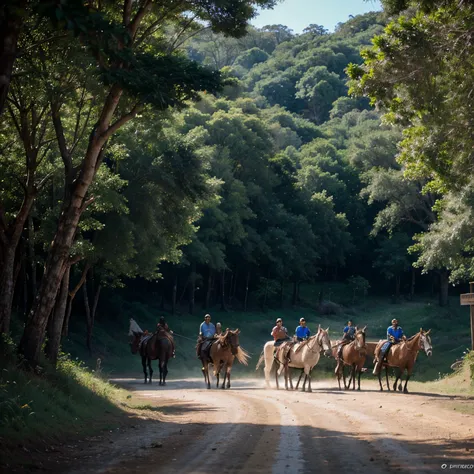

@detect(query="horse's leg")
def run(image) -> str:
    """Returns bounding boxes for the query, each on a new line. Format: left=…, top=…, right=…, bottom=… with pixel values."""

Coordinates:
left=403, top=366, right=412, bottom=393
left=142, top=356, right=147, bottom=384
left=393, top=367, right=402, bottom=392
left=160, top=359, right=168, bottom=386
left=336, top=366, right=342, bottom=391
left=201, top=359, right=207, bottom=386
left=216, top=362, right=220, bottom=388
left=342, top=365, right=348, bottom=390
left=148, top=358, right=153, bottom=384
left=203, top=361, right=210, bottom=389
left=378, top=367, right=383, bottom=391
left=307, top=368, right=312, bottom=393
left=221, top=363, right=227, bottom=389
left=226, top=361, right=233, bottom=389
left=385, top=366, right=391, bottom=391
left=295, top=369, right=303, bottom=390
left=357, top=368, right=362, bottom=391
left=352, top=364, right=356, bottom=391
left=275, top=361, right=280, bottom=390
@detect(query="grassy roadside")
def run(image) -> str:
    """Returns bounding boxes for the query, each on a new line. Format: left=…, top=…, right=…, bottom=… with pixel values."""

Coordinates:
left=0, top=335, right=136, bottom=470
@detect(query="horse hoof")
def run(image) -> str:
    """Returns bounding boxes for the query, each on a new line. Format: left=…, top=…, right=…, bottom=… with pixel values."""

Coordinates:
left=221, top=385, right=225, bottom=389
left=404, top=389, right=408, bottom=394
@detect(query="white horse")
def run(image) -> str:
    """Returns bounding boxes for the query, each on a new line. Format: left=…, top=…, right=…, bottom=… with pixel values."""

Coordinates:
left=256, top=325, right=331, bottom=392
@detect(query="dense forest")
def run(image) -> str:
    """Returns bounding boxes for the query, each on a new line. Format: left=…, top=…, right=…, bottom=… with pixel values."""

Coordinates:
left=1, top=0, right=473, bottom=368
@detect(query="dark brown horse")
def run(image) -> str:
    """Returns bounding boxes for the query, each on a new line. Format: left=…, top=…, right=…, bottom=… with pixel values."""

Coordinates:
left=129, top=318, right=173, bottom=385
left=201, top=329, right=249, bottom=389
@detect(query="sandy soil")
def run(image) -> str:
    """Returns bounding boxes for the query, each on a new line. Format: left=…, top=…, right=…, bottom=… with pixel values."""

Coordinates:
left=8, top=376, right=474, bottom=474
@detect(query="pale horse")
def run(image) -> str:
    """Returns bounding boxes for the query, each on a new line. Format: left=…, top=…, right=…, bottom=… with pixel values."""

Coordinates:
left=256, top=325, right=332, bottom=392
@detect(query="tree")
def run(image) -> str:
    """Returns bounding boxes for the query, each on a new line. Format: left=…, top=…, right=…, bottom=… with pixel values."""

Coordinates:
left=13, top=0, right=275, bottom=367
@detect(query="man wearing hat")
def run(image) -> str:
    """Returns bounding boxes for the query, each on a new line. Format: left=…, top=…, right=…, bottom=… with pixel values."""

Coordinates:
left=271, top=318, right=290, bottom=346
left=295, top=317, right=311, bottom=342
left=337, top=319, right=356, bottom=360
left=196, top=314, right=216, bottom=358
left=373, top=318, right=405, bottom=373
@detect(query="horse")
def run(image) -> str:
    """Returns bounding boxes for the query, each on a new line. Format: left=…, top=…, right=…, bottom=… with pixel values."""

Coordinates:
left=201, top=329, right=249, bottom=389
left=333, top=327, right=367, bottom=390
left=373, top=328, right=432, bottom=393
left=129, top=318, right=173, bottom=385
left=256, top=325, right=331, bottom=392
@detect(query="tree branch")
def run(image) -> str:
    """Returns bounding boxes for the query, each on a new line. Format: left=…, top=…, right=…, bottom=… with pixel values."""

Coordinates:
left=80, top=196, right=95, bottom=215
left=123, top=0, right=133, bottom=27
left=102, top=104, right=142, bottom=140
left=128, top=0, right=153, bottom=40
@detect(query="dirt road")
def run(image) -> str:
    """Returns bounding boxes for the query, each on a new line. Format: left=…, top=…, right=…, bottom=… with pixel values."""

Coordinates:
left=57, top=376, right=474, bottom=474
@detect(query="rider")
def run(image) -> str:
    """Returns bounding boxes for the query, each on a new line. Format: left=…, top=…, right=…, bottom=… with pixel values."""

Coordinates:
left=337, top=320, right=356, bottom=360
left=295, top=317, right=311, bottom=342
left=215, top=322, right=223, bottom=336
left=271, top=318, right=290, bottom=346
left=373, top=318, right=405, bottom=373
left=156, top=316, right=175, bottom=357
left=156, top=316, right=170, bottom=332
left=196, top=314, right=216, bottom=358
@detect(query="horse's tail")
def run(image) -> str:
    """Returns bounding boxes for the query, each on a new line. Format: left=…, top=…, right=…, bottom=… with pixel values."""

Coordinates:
left=235, top=346, right=250, bottom=366
left=255, top=350, right=265, bottom=371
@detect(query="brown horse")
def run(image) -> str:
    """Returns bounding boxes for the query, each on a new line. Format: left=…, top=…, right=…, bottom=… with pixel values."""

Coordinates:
left=333, top=327, right=367, bottom=390
left=129, top=318, right=173, bottom=385
left=373, top=328, right=433, bottom=393
left=201, top=329, right=249, bottom=389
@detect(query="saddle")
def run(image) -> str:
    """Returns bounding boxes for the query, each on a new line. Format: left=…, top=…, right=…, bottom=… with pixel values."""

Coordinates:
left=139, top=334, right=153, bottom=352
left=200, top=338, right=216, bottom=362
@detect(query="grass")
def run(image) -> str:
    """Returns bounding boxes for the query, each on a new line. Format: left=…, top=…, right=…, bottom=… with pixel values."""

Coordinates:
left=0, top=335, right=130, bottom=450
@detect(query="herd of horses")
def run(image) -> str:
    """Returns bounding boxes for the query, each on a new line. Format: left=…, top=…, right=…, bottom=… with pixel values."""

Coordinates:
left=128, top=319, right=433, bottom=393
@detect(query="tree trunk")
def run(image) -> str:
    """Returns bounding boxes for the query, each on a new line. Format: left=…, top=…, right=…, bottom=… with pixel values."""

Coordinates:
left=228, top=271, right=234, bottom=306
left=220, top=269, right=227, bottom=312
left=395, top=275, right=401, bottom=299
left=280, top=279, right=284, bottom=308
left=231, top=267, right=238, bottom=304
left=439, top=269, right=449, bottom=307
left=83, top=276, right=92, bottom=355
left=27, top=216, right=36, bottom=302
left=0, top=2, right=24, bottom=117
left=204, top=267, right=212, bottom=310
left=45, top=265, right=70, bottom=366
left=172, top=273, right=177, bottom=315
left=292, top=281, right=298, bottom=306
left=19, top=82, right=126, bottom=366
left=189, top=263, right=196, bottom=315
left=62, top=262, right=89, bottom=337
left=243, top=270, right=250, bottom=312
left=0, top=246, right=18, bottom=334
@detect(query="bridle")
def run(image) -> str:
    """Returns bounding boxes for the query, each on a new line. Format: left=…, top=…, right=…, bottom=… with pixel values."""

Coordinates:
left=309, top=330, right=329, bottom=354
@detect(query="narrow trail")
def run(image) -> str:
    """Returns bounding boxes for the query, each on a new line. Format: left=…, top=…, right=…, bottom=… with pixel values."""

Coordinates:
left=58, top=377, right=473, bottom=473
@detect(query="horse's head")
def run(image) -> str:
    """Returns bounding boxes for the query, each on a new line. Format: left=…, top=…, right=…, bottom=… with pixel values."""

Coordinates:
left=317, top=324, right=332, bottom=356
left=420, top=328, right=432, bottom=357
left=227, top=329, right=241, bottom=356
left=354, top=326, right=367, bottom=352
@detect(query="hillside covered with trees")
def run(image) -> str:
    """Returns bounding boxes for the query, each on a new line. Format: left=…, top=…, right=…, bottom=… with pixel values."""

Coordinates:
left=1, top=0, right=473, bottom=370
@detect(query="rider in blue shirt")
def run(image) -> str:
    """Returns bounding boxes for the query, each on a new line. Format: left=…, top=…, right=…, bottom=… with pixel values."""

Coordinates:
left=337, top=320, right=356, bottom=360
left=373, top=319, right=405, bottom=374
left=196, top=314, right=216, bottom=358
left=295, top=318, right=311, bottom=341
